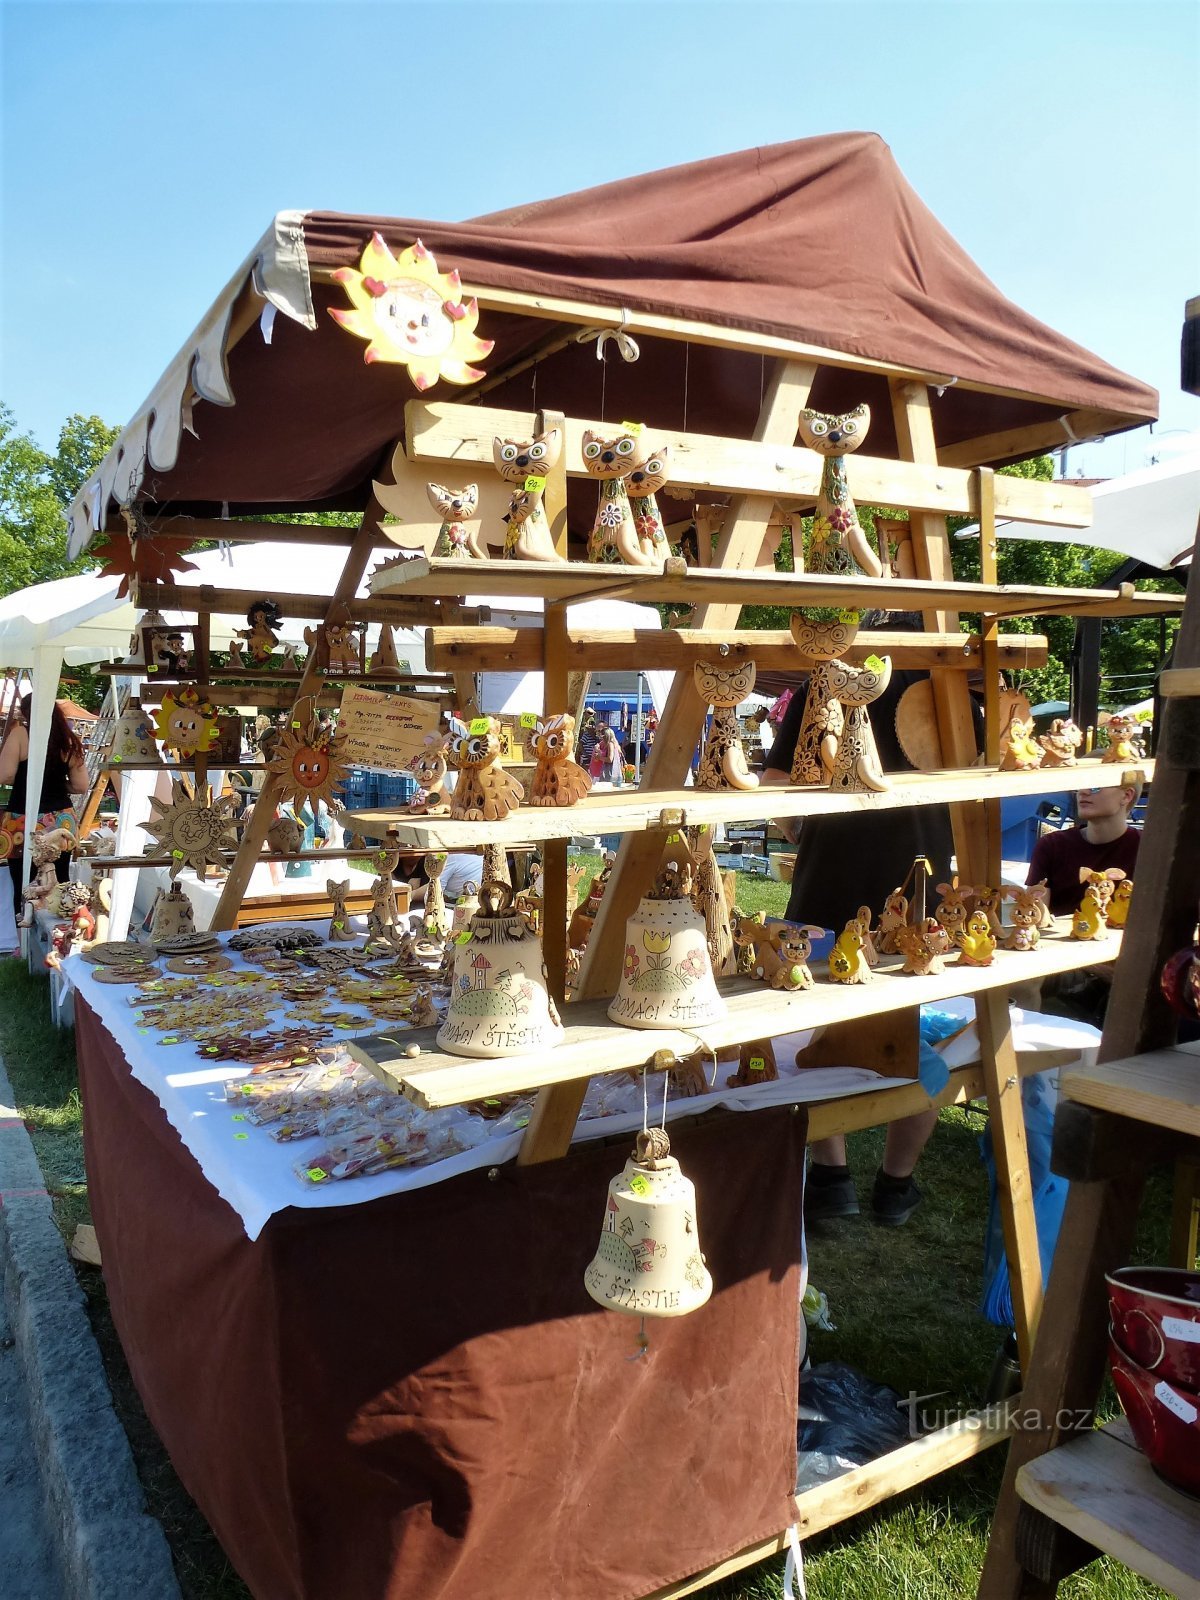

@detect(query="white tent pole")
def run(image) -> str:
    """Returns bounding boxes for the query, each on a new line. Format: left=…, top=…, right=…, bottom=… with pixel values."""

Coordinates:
left=107, top=769, right=156, bottom=942
left=20, top=646, right=62, bottom=901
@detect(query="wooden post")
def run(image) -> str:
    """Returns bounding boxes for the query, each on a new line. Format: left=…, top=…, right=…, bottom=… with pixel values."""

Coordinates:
left=515, top=359, right=818, bottom=1165
left=978, top=467, right=1003, bottom=886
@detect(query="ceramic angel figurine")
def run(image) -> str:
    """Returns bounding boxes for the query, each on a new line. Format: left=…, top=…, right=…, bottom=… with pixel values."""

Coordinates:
left=530, top=714, right=592, bottom=806
left=582, top=429, right=658, bottom=567
left=825, top=656, right=893, bottom=792
left=448, top=718, right=525, bottom=822
left=694, top=660, right=760, bottom=792
left=797, top=405, right=884, bottom=579
left=493, top=429, right=565, bottom=562
left=427, top=482, right=485, bottom=559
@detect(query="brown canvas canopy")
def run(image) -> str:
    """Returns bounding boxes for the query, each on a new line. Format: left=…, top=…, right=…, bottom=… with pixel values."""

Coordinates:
left=67, top=132, right=1157, bottom=555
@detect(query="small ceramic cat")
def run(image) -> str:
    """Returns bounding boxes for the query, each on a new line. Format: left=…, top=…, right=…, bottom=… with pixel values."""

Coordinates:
left=625, top=444, right=671, bottom=561
left=797, top=404, right=883, bottom=579
left=824, top=655, right=893, bottom=792
left=424, top=852, right=449, bottom=941
left=582, top=429, right=655, bottom=566
left=427, top=482, right=485, bottom=559
left=327, top=879, right=357, bottom=942
left=492, top=430, right=564, bottom=562
left=693, top=660, right=759, bottom=791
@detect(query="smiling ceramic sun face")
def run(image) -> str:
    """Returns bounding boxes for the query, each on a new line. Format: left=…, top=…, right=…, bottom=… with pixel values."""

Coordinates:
left=152, top=690, right=219, bottom=757
left=142, top=789, right=238, bottom=880
left=328, top=234, right=493, bottom=389
left=265, top=723, right=349, bottom=810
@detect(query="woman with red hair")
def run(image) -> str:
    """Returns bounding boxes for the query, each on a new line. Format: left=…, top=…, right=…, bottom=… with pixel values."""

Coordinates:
left=0, top=695, right=89, bottom=919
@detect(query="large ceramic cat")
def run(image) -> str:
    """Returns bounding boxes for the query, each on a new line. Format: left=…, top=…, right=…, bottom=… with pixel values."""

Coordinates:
left=492, top=428, right=564, bottom=562
left=797, top=405, right=883, bottom=579
left=582, top=429, right=656, bottom=567
left=625, top=444, right=671, bottom=561
left=824, top=655, right=893, bottom=792
left=693, top=660, right=759, bottom=791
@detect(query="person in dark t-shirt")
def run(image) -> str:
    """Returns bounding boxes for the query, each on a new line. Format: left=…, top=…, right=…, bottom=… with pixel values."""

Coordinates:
left=1026, top=774, right=1142, bottom=915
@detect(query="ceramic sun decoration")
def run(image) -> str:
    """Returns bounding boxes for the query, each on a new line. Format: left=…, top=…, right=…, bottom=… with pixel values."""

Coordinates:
left=408, top=732, right=451, bottom=815
left=999, top=716, right=1043, bottom=772
left=265, top=717, right=350, bottom=812
left=582, top=430, right=656, bottom=567
left=609, top=856, right=726, bottom=1030
left=625, top=444, right=672, bottom=560
left=1101, top=713, right=1144, bottom=763
left=530, top=714, right=592, bottom=806
left=797, top=405, right=884, bottom=580
left=693, top=661, right=760, bottom=792
left=426, top=482, right=485, bottom=559
left=1107, top=878, right=1134, bottom=929
left=237, top=598, right=283, bottom=665
left=788, top=613, right=859, bottom=784
left=327, top=880, right=357, bottom=942
left=954, top=910, right=997, bottom=967
left=825, top=655, right=893, bottom=792
left=152, top=689, right=220, bottom=758
left=448, top=717, right=524, bottom=822
left=329, top=234, right=493, bottom=388
left=142, top=788, right=238, bottom=879
left=492, top=429, right=564, bottom=562
left=438, top=882, right=563, bottom=1059
left=1038, top=718, right=1084, bottom=767
left=828, top=920, right=872, bottom=984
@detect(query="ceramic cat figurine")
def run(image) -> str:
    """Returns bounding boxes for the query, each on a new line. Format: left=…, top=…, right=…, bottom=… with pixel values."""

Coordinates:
left=448, top=717, right=525, bottom=821
left=492, top=429, right=564, bottom=562
left=530, top=714, right=592, bottom=806
left=582, top=429, right=656, bottom=566
left=427, top=482, right=485, bottom=559
left=694, top=661, right=759, bottom=791
left=408, top=732, right=451, bottom=815
left=625, top=444, right=671, bottom=561
left=424, top=852, right=449, bottom=941
left=788, top=614, right=859, bottom=784
left=327, top=879, right=357, bottom=942
left=824, top=656, right=893, bottom=792
left=797, top=405, right=883, bottom=579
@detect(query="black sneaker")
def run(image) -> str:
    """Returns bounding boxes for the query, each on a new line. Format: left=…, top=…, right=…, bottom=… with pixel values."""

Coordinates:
left=804, top=1174, right=860, bottom=1223
left=870, top=1173, right=923, bottom=1227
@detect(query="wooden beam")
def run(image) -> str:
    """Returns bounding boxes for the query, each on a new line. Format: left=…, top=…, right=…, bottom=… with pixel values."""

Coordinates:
left=936, top=409, right=1139, bottom=470
left=150, top=580, right=479, bottom=630
left=134, top=517, right=360, bottom=546
left=406, top=401, right=1095, bottom=529
left=424, top=625, right=1049, bottom=675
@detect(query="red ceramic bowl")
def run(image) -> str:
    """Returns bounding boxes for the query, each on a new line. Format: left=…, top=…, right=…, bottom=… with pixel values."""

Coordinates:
left=1108, top=1333, right=1200, bottom=1498
left=1108, top=1266, right=1200, bottom=1391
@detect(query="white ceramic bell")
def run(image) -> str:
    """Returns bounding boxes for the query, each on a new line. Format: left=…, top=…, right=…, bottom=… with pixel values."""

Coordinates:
left=109, top=700, right=159, bottom=763
left=450, top=880, right=481, bottom=935
left=122, top=609, right=166, bottom=668
left=584, top=1128, right=712, bottom=1319
left=437, top=881, right=564, bottom=1058
left=608, top=859, right=726, bottom=1030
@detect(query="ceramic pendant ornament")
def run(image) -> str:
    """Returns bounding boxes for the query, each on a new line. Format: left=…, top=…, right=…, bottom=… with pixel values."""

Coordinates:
left=438, top=882, right=563, bottom=1059
left=584, top=1127, right=712, bottom=1320
left=693, top=660, right=760, bottom=792
left=789, top=614, right=858, bottom=785
left=152, top=689, right=219, bottom=758
left=530, top=714, right=592, bottom=806
left=797, top=405, right=883, bottom=579
left=626, top=445, right=671, bottom=561
left=448, top=717, right=524, bottom=821
left=583, top=429, right=657, bottom=567
left=826, top=656, right=893, bottom=792
left=492, top=430, right=565, bottom=562
left=109, top=700, right=159, bottom=764
left=427, top=482, right=485, bottom=559
left=142, top=788, right=238, bottom=879
left=609, top=852, right=726, bottom=1030
left=329, top=234, right=493, bottom=388
left=265, top=719, right=350, bottom=811
left=1038, top=718, right=1083, bottom=767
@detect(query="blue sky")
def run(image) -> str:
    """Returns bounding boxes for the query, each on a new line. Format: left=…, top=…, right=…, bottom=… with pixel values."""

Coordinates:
left=2, top=0, right=1197, bottom=479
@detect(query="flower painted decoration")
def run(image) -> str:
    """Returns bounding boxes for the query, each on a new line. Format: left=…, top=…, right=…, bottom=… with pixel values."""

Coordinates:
left=328, top=234, right=493, bottom=389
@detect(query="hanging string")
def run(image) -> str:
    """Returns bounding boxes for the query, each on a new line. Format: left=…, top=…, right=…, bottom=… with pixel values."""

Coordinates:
left=682, top=342, right=691, bottom=434
left=641, top=1065, right=649, bottom=1135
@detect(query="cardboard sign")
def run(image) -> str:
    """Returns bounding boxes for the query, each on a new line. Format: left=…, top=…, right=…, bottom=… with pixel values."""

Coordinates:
left=336, top=685, right=441, bottom=769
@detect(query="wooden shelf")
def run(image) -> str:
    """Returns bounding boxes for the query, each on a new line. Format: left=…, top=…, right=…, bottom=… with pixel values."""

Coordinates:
left=352, top=923, right=1118, bottom=1109
left=96, top=666, right=449, bottom=687
left=368, top=556, right=1184, bottom=621
left=1015, top=1418, right=1200, bottom=1595
left=345, top=760, right=1153, bottom=848
left=1061, top=1042, right=1200, bottom=1138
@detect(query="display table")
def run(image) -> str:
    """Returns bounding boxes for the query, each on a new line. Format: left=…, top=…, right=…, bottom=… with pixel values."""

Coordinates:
left=75, top=995, right=808, bottom=1600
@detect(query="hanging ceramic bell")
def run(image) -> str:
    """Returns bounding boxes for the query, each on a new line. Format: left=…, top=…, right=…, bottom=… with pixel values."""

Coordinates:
left=109, top=699, right=159, bottom=763
left=450, top=880, right=481, bottom=935
left=608, top=856, right=726, bottom=1029
left=122, top=609, right=165, bottom=668
left=437, top=881, right=564, bottom=1058
left=584, top=1128, right=712, bottom=1319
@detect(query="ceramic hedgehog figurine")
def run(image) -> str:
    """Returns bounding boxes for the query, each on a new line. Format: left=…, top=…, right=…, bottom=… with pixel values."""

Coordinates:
left=693, top=660, right=760, bottom=791
left=797, top=404, right=883, bottom=579
left=530, top=714, right=592, bottom=807
left=492, top=428, right=564, bottom=562
left=582, top=429, right=657, bottom=566
left=427, top=482, right=485, bottom=559
left=625, top=444, right=671, bottom=561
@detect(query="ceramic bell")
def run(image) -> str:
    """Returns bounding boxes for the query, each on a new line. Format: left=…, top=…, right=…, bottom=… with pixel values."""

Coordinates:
left=437, top=881, right=564, bottom=1058
left=584, top=1128, right=712, bottom=1319
left=609, top=855, right=726, bottom=1030
left=109, top=699, right=159, bottom=763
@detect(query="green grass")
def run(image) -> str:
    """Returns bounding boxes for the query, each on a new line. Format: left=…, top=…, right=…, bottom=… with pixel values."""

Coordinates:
left=0, top=906, right=1177, bottom=1600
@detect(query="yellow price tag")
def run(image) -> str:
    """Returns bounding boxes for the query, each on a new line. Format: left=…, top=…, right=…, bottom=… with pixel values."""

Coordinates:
left=749, top=1055, right=766, bottom=1072
left=864, top=654, right=885, bottom=672
left=838, top=609, right=861, bottom=625
left=629, top=1173, right=651, bottom=1196
left=112, top=754, right=123, bottom=763
left=454, top=930, right=473, bottom=945
left=307, top=1167, right=327, bottom=1182
left=519, top=712, right=538, bottom=730
left=233, top=1132, right=249, bottom=1142
left=620, top=420, right=644, bottom=434
left=469, top=717, right=490, bottom=736
left=523, top=474, right=546, bottom=494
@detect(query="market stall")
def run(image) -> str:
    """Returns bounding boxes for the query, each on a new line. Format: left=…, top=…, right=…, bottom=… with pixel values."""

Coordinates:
left=61, top=133, right=1177, bottom=1598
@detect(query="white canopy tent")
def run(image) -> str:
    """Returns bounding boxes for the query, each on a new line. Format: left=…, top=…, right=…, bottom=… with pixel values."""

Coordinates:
left=957, top=452, right=1200, bottom=569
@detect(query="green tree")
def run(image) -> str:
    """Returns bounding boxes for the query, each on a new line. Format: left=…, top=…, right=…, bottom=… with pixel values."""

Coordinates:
left=0, top=405, right=119, bottom=596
